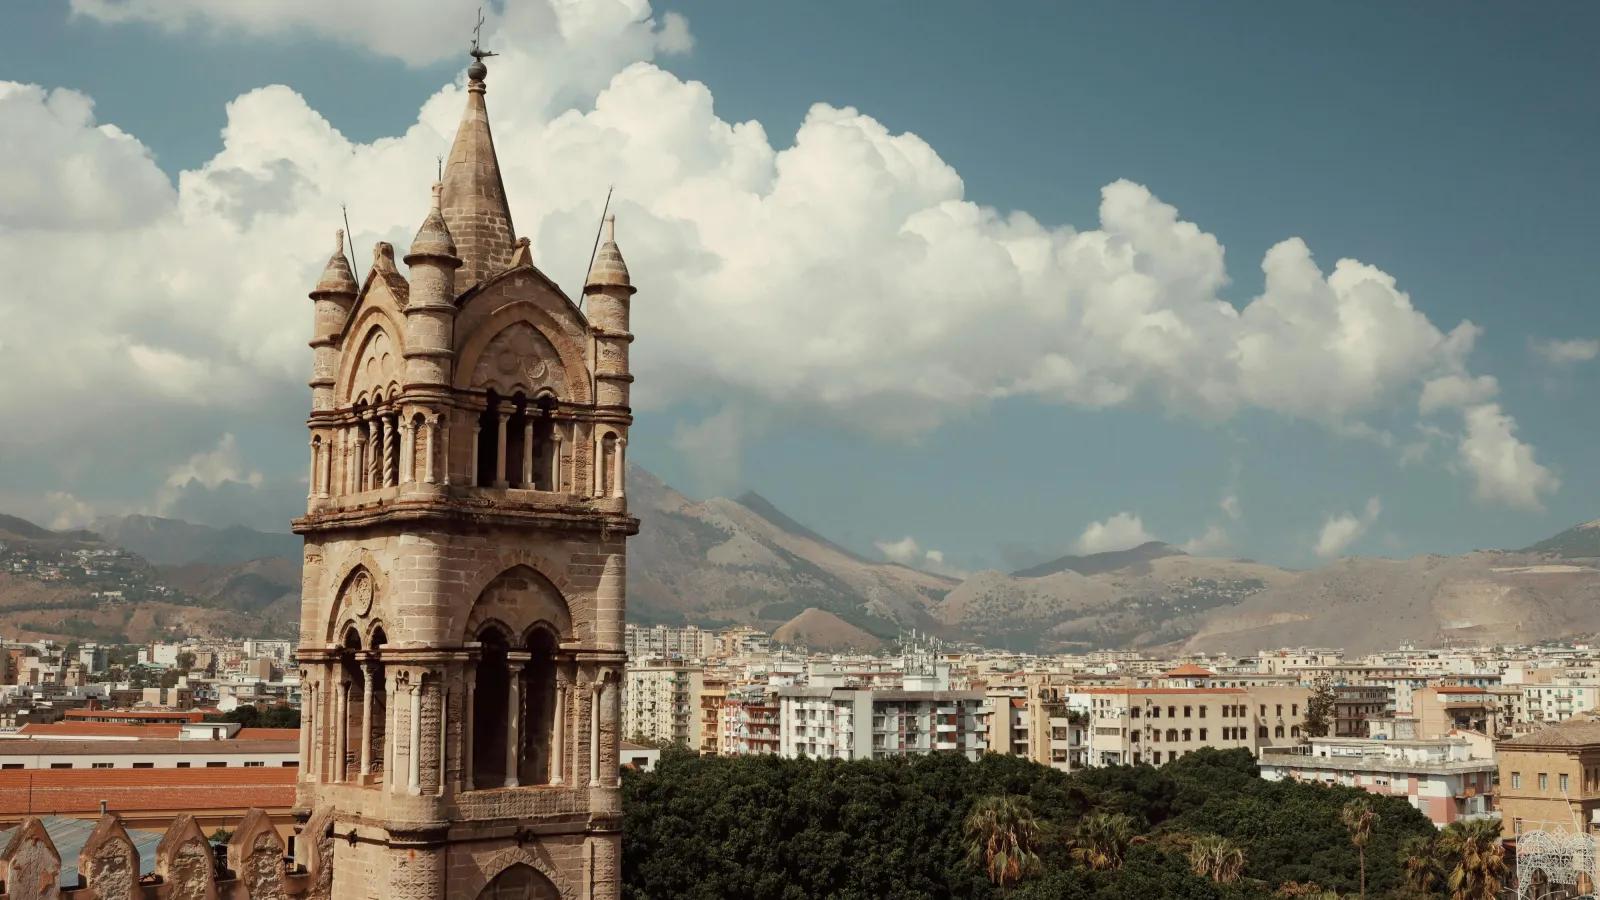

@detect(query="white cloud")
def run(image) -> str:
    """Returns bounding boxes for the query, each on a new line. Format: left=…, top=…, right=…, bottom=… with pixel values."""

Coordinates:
left=1073, top=513, right=1156, bottom=555
left=155, top=433, right=264, bottom=516
left=1219, top=494, right=1241, bottom=521
left=42, top=491, right=97, bottom=531
left=1531, top=337, right=1600, bottom=367
left=1458, top=403, right=1560, bottom=511
left=1418, top=374, right=1499, bottom=415
left=1181, top=523, right=1233, bottom=557
left=874, top=536, right=965, bottom=577
left=1314, top=496, right=1381, bottom=559
left=0, top=0, right=1551, bottom=523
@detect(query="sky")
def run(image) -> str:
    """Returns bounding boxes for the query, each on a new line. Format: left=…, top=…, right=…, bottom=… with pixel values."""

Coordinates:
left=0, top=0, right=1596, bottom=574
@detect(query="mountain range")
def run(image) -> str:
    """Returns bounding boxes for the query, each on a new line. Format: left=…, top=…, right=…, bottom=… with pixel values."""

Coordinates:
left=3, top=477, right=1599, bottom=654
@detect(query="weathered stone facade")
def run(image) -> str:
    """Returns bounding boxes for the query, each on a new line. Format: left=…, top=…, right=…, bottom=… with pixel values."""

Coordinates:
left=287, top=49, right=637, bottom=900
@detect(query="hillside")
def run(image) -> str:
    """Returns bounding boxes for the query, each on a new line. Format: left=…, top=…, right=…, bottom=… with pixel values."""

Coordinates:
left=771, top=608, right=884, bottom=652
left=1010, top=540, right=1185, bottom=578
left=87, top=514, right=301, bottom=566
left=1522, top=520, right=1600, bottom=558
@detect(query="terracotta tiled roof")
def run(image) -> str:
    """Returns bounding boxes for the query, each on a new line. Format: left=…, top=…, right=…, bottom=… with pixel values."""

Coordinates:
left=1079, top=687, right=1247, bottom=695
left=0, top=767, right=296, bottom=816
left=1501, top=719, right=1600, bottom=749
left=64, top=709, right=206, bottom=722
left=233, top=728, right=300, bottom=742
left=1161, top=664, right=1218, bottom=677
left=0, top=739, right=296, bottom=756
left=18, top=723, right=182, bottom=739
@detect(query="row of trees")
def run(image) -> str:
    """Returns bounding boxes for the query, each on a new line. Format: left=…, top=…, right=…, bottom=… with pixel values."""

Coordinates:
left=622, top=747, right=1505, bottom=899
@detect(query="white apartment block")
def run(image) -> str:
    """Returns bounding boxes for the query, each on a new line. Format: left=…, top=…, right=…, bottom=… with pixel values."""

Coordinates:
left=1524, top=683, right=1600, bottom=724
left=624, top=665, right=702, bottom=745
left=777, top=688, right=988, bottom=761
left=624, top=624, right=720, bottom=662
left=1259, top=737, right=1496, bottom=828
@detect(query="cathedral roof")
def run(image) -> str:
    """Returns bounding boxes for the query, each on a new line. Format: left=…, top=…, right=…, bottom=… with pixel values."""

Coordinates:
left=441, top=53, right=516, bottom=291
left=585, top=214, right=632, bottom=290
left=312, top=230, right=359, bottom=296
left=407, top=182, right=458, bottom=261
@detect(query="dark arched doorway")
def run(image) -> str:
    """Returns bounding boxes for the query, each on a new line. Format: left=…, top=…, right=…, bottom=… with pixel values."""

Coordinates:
left=473, top=626, right=511, bottom=788
left=477, top=863, right=559, bottom=900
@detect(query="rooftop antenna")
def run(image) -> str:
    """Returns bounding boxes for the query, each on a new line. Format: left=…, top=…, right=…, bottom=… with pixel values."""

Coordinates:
left=577, top=184, right=614, bottom=313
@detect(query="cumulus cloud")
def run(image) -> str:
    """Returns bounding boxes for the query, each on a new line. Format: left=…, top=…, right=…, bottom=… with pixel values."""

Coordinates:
left=1458, top=404, right=1560, bottom=511
left=1418, top=374, right=1499, bottom=415
left=1073, top=513, right=1155, bottom=555
left=1531, top=337, right=1600, bottom=367
left=0, top=0, right=1553, bottom=527
left=1181, top=523, right=1233, bottom=557
left=1314, top=496, right=1381, bottom=559
left=874, top=535, right=965, bottom=577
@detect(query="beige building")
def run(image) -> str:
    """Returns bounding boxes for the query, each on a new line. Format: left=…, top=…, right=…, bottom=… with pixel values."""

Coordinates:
left=1498, top=718, right=1600, bottom=840
left=1413, top=685, right=1501, bottom=739
left=987, top=680, right=1084, bottom=771
left=697, top=679, right=728, bottom=756
left=623, top=665, right=700, bottom=747
left=290, top=47, right=637, bottom=900
left=1078, top=683, right=1312, bottom=767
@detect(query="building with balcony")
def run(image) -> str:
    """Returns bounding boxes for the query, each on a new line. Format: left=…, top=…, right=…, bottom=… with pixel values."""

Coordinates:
left=722, top=689, right=781, bottom=756
left=624, top=664, right=702, bottom=746
left=1413, top=685, right=1502, bottom=739
left=777, top=687, right=988, bottom=761
left=987, top=682, right=1084, bottom=771
left=1335, top=685, right=1391, bottom=737
left=1259, top=737, right=1496, bottom=828
left=697, top=678, right=728, bottom=756
left=1075, top=684, right=1311, bottom=767
left=1524, top=683, right=1600, bottom=725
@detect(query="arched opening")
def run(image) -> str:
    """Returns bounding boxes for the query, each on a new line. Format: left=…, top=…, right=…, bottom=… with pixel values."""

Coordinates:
left=520, top=627, right=558, bottom=786
left=410, top=412, right=428, bottom=483
left=368, top=626, right=388, bottom=782
left=476, top=390, right=501, bottom=487
left=473, top=626, right=511, bottom=788
left=476, top=863, right=559, bottom=900
left=531, top=394, right=558, bottom=491
left=599, top=432, right=617, bottom=496
left=352, top=400, right=370, bottom=493
left=341, top=628, right=363, bottom=781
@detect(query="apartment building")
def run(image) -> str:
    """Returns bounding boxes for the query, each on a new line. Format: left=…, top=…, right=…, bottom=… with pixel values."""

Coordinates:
left=777, top=687, right=988, bottom=761
left=722, top=690, right=781, bottom=756
left=697, top=679, right=728, bottom=756
left=1498, top=718, right=1600, bottom=840
left=1259, top=737, right=1495, bottom=827
left=623, top=624, right=720, bottom=662
left=1524, top=683, right=1600, bottom=725
left=987, top=682, right=1085, bottom=772
left=624, top=664, right=703, bottom=746
left=1076, top=684, right=1312, bottom=767
left=1334, top=685, right=1391, bottom=737
left=1412, top=686, right=1502, bottom=738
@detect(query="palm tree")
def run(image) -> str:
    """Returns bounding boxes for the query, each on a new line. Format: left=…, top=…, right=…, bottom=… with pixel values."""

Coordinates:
left=964, top=795, right=1043, bottom=888
left=1341, top=798, right=1379, bottom=898
left=1434, top=818, right=1506, bottom=900
left=1397, top=834, right=1441, bottom=896
left=1070, top=811, right=1136, bottom=872
left=1187, top=833, right=1247, bottom=884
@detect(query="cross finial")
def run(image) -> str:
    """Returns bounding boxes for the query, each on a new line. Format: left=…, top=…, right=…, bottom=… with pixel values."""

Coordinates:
left=469, top=7, right=497, bottom=60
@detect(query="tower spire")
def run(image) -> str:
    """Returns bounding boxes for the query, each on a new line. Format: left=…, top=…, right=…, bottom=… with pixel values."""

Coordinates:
left=441, top=37, right=515, bottom=292
left=585, top=214, right=632, bottom=291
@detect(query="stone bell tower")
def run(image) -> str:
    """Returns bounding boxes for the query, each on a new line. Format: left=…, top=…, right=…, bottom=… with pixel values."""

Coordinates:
left=291, top=46, right=637, bottom=900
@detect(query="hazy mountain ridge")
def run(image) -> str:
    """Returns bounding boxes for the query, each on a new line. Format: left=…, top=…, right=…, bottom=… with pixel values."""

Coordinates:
left=7, top=482, right=1600, bottom=654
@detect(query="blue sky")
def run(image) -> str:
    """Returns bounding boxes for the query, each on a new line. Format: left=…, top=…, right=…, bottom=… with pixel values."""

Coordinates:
left=1, top=1, right=1596, bottom=572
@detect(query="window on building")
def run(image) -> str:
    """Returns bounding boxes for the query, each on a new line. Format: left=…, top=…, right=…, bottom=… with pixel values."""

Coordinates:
left=1291, top=726, right=1301, bottom=738
left=1292, top=704, right=1299, bottom=716
left=1260, top=705, right=1266, bottom=716
left=245, top=761, right=265, bottom=768
left=1130, top=731, right=1139, bottom=743
left=1274, top=726, right=1285, bottom=738
left=1182, top=729, right=1192, bottom=741
left=1198, top=706, right=1207, bottom=718
left=1562, top=774, right=1570, bottom=792
left=132, top=762, right=153, bottom=769
left=207, top=761, right=227, bottom=768
left=1131, top=707, right=1140, bottom=719
left=1199, top=728, right=1208, bottom=741
left=1276, top=704, right=1283, bottom=717
left=1168, top=706, right=1176, bottom=718
left=1540, top=773, right=1549, bottom=791
left=283, top=761, right=297, bottom=768
left=50, top=763, right=72, bottom=769
left=0, top=764, right=20, bottom=770
left=176, top=762, right=191, bottom=769
left=1166, top=729, right=1179, bottom=742
left=91, top=762, right=114, bottom=769
left=1184, top=706, right=1192, bottom=718
left=1153, top=751, right=1162, bottom=764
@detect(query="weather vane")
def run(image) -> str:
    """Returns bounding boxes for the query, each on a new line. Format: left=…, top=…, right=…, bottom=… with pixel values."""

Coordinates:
left=470, top=7, right=497, bottom=61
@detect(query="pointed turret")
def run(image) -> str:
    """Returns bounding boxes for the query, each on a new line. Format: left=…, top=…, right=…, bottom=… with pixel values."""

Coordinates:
left=308, top=230, right=359, bottom=412
left=585, top=214, right=632, bottom=290
left=405, top=183, right=461, bottom=389
left=441, top=52, right=517, bottom=292
left=585, top=214, right=636, bottom=418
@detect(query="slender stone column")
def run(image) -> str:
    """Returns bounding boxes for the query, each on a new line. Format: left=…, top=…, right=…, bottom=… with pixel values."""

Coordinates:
left=440, top=415, right=452, bottom=486
left=505, top=658, right=525, bottom=787
left=495, top=411, right=511, bottom=488
left=592, top=433, right=603, bottom=497
left=522, top=418, right=535, bottom=487
left=368, top=415, right=383, bottom=490
left=614, top=437, right=627, bottom=498
left=589, top=682, right=602, bottom=787
left=320, top=434, right=332, bottom=498
left=299, top=681, right=313, bottom=780
left=438, top=684, right=449, bottom=796
left=423, top=418, right=437, bottom=484
left=308, top=438, right=319, bottom=500
left=569, top=422, right=580, bottom=495
left=399, top=418, right=414, bottom=484
left=551, top=674, right=566, bottom=785
left=354, top=429, right=369, bottom=493
left=408, top=672, right=423, bottom=795
left=551, top=429, right=564, bottom=492
left=360, top=662, right=376, bottom=777
left=385, top=413, right=400, bottom=486
left=335, top=676, right=350, bottom=783
left=469, top=418, right=481, bottom=486
left=462, top=665, right=476, bottom=790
